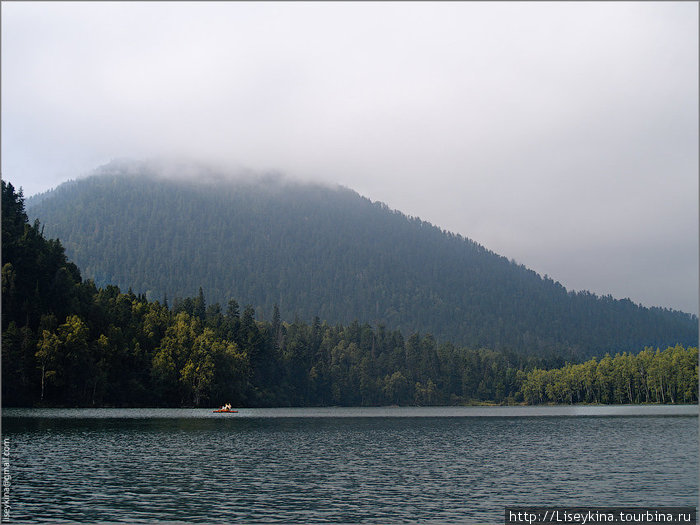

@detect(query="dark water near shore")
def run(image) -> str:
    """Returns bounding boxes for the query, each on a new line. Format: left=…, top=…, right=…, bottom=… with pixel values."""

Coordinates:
left=2, top=406, right=697, bottom=523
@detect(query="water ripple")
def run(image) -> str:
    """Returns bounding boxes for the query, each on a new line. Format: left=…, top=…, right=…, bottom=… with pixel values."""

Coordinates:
left=2, top=409, right=696, bottom=523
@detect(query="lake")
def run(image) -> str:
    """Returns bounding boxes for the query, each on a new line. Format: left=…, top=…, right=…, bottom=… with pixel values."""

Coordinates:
left=1, top=405, right=697, bottom=523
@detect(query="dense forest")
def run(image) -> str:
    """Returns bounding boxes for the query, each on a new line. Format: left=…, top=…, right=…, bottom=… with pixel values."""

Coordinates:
left=27, top=161, right=698, bottom=359
left=4, top=180, right=697, bottom=408
left=520, top=345, right=697, bottom=405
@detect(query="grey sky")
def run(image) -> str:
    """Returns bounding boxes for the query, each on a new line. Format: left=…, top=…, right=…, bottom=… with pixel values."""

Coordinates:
left=2, top=2, right=698, bottom=314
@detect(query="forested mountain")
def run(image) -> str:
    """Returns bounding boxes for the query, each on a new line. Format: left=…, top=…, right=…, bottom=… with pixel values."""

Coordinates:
left=27, top=161, right=697, bottom=359
left=4, top=179, right=697, bottom=408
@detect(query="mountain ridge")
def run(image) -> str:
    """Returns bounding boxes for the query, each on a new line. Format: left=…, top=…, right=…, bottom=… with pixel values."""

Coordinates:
left=26, top=161, right=698, bottom=358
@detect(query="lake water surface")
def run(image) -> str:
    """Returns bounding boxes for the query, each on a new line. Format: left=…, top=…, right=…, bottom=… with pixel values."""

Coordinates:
left=2, top=405, right=697, bottom=523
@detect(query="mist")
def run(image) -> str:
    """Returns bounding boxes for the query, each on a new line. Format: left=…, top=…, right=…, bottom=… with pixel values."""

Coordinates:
left=2, top=2, right=697, bottom=314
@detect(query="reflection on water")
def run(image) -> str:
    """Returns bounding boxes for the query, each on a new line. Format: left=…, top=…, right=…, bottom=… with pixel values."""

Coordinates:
left=2, top=406, right=697, bottom=523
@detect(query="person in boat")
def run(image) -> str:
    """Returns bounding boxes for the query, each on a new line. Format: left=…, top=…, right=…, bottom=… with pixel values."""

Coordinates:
left=225, top=403, right=232, bottom=410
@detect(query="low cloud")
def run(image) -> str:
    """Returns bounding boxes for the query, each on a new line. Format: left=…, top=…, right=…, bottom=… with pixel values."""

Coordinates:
left=2, top=2, right=697, bottom=313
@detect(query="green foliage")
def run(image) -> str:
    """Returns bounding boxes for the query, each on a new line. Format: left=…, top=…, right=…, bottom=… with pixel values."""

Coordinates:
left=3, top=181, right=83, bottom=334
left=519, top=345, right=698, bottom=405
left=4, top=177, right=698, bottom=408
left=26, top=167, right=698, bottom=359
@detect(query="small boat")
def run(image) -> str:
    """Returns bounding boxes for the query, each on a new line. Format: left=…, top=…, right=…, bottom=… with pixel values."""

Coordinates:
left=213, top=404, right=238, bottom=413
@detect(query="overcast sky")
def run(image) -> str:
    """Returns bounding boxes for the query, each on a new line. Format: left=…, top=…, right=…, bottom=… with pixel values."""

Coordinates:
left=2, top=2, right=698, bottom=314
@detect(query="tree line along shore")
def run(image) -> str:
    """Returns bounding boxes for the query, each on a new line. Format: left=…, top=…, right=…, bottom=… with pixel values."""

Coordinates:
left=3, top=180, right=697, bottom=408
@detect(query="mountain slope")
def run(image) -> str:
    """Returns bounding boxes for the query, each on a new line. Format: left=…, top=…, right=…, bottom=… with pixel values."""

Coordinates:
left=27, top=161, right=698, bottom=357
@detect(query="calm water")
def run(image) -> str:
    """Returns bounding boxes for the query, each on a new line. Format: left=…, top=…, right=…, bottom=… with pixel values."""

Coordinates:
left=1, top=406, right=697, bottom=523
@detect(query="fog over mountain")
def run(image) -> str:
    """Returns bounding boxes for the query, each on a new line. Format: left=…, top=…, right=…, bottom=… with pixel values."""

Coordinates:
left=3, top=2, right=697, bottom=314
left=26, top=162, right=698, bottom=359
